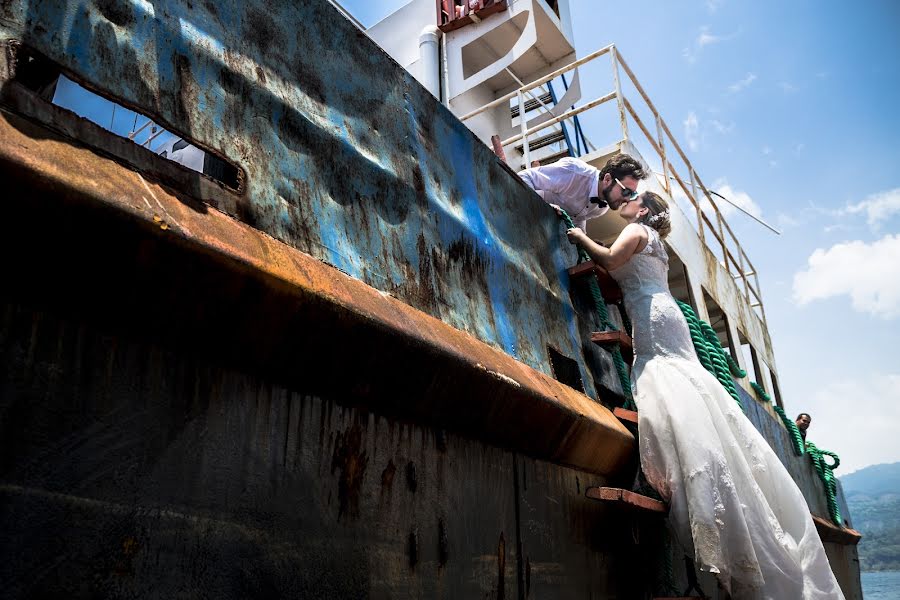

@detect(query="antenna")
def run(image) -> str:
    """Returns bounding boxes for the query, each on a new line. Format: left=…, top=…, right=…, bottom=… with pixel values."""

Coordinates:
left=659, top=173, right=782, bottom=235
left=708, top=189, right=782, bottom=236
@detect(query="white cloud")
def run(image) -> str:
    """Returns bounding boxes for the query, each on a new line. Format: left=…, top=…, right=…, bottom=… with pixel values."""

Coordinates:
left=779, top=81, right=799, bottom=93
left=682, top=26, right=738, bottom=63
left=804, top=374, right=900, bottom=474
left=776, top=212, right=800, bottom=229
left=706, top=0, right=723, bottom=13
left=792, top=234, right=900, bottom=318
left=762, top=145, right=772, bottom=155
left=842, top=187, right=900, bottom=229
left=822, top=223, right=849, bottom=234
left=684, top=111, right=700, bottom=151
left=728, top=72, right=757, bottom=93
left=710, top=119, right=735, bottom=134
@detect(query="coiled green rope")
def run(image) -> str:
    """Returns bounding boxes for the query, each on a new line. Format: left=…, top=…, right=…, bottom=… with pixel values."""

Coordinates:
left=750, top=381, right=771, bottom=402
left=676, top=301, right=742, bottom=408
left=559, top=211, right=635, bottom=410
left=806, top=441, right=843, bottom=526
left=773, top=405, right=806, bottom=456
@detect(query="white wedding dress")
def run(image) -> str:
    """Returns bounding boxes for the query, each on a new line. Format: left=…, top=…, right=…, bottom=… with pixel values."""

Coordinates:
left=609, top=225, right=845, bottom=599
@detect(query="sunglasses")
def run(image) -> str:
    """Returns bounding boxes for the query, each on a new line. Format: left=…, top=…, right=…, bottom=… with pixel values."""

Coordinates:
left=614, top=178, right=639, bottom=201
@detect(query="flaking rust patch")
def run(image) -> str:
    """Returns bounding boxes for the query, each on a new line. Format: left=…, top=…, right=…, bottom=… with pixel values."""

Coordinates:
left=475, top=363, right=521, bottom=388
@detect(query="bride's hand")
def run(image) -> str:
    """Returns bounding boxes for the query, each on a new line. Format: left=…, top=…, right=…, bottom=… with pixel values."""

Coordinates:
left=566, top=227, right=586, bottom=245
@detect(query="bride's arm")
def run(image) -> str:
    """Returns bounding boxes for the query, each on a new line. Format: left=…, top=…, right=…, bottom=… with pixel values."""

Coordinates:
left=566, top=224, right=648, bottom=271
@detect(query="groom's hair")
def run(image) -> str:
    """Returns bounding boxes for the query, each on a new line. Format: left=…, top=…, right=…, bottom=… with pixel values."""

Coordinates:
left=600, top=154, right=648, bottom=182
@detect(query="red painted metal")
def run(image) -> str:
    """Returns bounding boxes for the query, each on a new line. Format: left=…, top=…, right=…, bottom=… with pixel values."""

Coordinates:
left=591, top=330, right=633, bottom=363
left=438, top=0, right=508, bottom=33
left=567, top=260, right=624, bottom=303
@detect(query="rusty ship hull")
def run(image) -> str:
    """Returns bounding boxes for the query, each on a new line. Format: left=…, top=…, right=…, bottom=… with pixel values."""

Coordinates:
left=0, top=0, right=862, bottom=597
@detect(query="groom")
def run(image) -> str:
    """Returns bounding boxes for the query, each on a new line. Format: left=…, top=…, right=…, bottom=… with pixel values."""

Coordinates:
left=519, top=154, right=648, bottom=230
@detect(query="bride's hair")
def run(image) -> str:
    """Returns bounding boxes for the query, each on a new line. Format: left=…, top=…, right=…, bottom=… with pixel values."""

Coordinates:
left=637, top=191, right=671, bottom=239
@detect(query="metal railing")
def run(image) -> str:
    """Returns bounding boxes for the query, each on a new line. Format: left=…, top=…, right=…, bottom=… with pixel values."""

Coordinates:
left=460, top=44, right=768, bottom=326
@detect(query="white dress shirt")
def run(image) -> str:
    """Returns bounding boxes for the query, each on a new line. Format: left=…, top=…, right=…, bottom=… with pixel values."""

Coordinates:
left=519, top=157, right=607, bottom=230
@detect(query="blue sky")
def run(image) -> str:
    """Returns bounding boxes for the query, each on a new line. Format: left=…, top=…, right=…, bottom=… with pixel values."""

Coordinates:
left=344, top=0, right=900, bottom=473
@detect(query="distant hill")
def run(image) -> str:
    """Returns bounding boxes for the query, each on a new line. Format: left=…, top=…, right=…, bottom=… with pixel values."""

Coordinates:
left=841, top=462, right=900, bottom=571
left=843, top=462, right=900, bottom=498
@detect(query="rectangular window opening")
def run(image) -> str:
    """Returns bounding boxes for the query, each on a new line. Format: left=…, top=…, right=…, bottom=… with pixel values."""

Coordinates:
left=701, top=288, right=739, bottom=364
left=8, top=44, right=242, bottom=191
left=547, top=346, right=585, bottom=393
left=667, top=251, right=695, bottom=308
left=769, top=371, right=784, bottom=408
left=738, top=330, right=764, bottom=390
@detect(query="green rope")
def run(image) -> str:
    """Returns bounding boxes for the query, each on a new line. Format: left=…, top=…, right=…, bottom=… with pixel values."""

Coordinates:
left=725, top=352, right=746, bottom=378
left=659, top=525, right=679, bottom=597
left=750, top=381, right=771, bottom=403
left=676, top=301, right=742, bottom=408
left=806, top=441, right=843, bottom=526
left=773, top=404, right=805, bottom=456
left=559, top=210, right=635, bottom=410
left=615, top=301, right=633, bottom=337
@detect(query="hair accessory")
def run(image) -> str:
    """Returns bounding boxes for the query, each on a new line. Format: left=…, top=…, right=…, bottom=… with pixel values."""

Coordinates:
left=647, top=209, right=670, bottom=226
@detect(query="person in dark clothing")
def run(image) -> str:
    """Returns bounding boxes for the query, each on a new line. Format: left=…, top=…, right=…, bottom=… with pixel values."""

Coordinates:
left=796, top=413, right=811, bottom=440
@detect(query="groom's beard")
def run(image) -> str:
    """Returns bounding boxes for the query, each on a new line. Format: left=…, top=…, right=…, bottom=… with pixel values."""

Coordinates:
left=601, top=182, right=621, bottom=210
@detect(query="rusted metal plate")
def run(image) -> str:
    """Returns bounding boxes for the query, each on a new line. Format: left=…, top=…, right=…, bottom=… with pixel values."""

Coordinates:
left=0, top=109, right=635, bottom=477
left=0, top=308, right=524, bottom=597
left=0, top=0, right=626, bottom=399
left=513, top=455, right=652, bottom=598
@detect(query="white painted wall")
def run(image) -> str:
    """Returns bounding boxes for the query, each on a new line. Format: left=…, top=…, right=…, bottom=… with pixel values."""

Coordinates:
left=367, top=0, right=437, bottom=69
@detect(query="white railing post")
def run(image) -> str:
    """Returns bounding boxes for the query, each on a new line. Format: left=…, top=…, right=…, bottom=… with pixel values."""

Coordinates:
left=610, top=46, right=629, bottom=141
left=517, top=90, right=530, bottom=167
left=689, top=169, right=704, bottom=244
left=656, top=115, right=669, bottom=195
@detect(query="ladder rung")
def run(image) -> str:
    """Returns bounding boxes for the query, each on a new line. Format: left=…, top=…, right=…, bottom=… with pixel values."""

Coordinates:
left=509, top=93, right=553, bottom=117
left=612, top=407, right=638, bottom=425
left=520, top=149, right=571, bottom=171
left=567, top=261, right=623, bottom=302
left=812, top=515, right=862, bottom=546
left=586, top=487, right=667, bottom=514
left=591, top=330, right=633, bottom=363
left=516, top=129, right=566, bottom=153
left=538, top=149, right=570, bottom=164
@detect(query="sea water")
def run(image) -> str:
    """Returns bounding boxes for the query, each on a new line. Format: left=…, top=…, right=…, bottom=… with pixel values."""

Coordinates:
left=861, top=570, right=900, bottom=599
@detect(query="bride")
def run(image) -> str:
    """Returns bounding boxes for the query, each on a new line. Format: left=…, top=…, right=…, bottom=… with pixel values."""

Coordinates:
left=565, top=191, right=845, bottom=599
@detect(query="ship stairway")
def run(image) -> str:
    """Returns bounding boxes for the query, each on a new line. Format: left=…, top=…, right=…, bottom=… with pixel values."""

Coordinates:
left=508, top=74, right=591, bottom=171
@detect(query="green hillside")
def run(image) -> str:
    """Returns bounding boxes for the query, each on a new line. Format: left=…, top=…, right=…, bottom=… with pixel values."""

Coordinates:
left=842, top=462, right=900, bottom=572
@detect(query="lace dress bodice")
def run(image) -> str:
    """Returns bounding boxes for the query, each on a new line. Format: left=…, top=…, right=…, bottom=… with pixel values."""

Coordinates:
left=608, top=225, right=695, bottom=364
